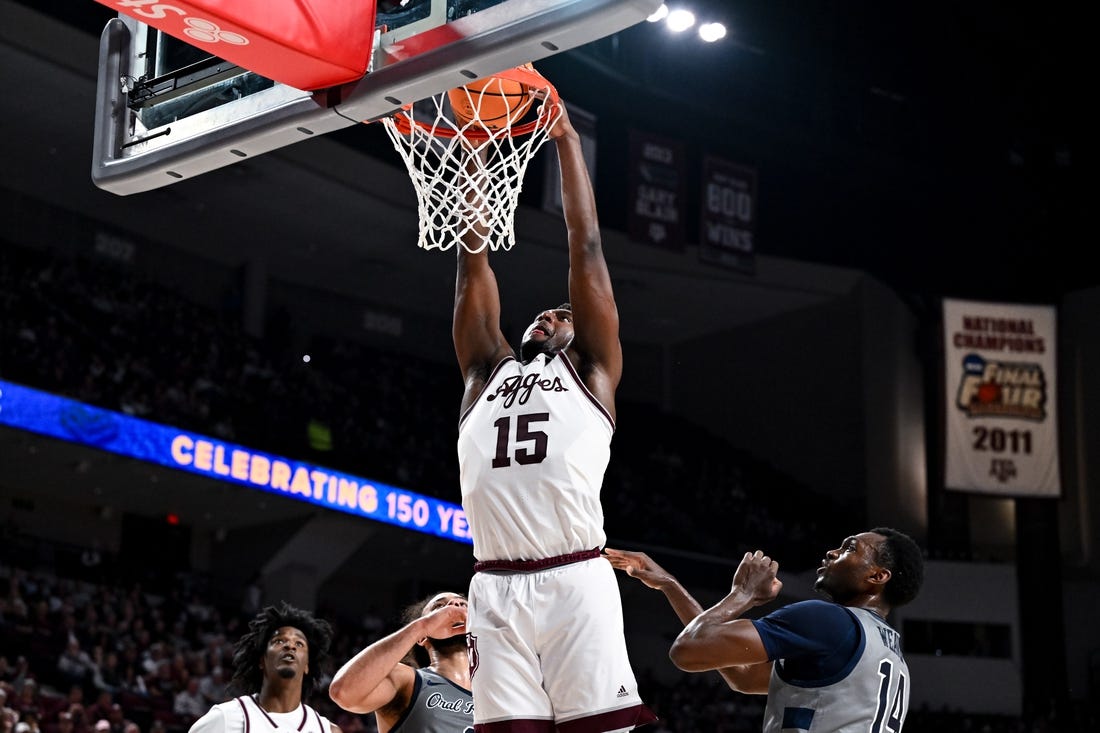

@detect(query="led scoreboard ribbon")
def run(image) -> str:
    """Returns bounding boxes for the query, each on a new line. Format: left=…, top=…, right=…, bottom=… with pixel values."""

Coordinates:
left=0, top=379, right=471, bottom=544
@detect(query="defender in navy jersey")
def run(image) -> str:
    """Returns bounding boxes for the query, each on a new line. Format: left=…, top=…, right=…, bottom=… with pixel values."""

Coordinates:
left=329, top=592, right=472, bottom=733
left=189, top=603, right=342, bottom=733
left=608, top=528, right=924, bottom=732
left=453, top=101, right=656, bottom=732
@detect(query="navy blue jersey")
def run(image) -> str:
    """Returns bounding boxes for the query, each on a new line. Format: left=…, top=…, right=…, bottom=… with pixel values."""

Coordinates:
left=752, top=600, right=910, bottom=732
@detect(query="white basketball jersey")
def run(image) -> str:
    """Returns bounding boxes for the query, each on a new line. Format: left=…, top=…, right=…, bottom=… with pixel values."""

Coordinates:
left=457, top=353, right=614, bottom=561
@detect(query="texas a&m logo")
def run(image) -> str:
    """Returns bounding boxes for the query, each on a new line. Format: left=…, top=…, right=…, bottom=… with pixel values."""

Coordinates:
left=106, top=0, right=250, bottom=45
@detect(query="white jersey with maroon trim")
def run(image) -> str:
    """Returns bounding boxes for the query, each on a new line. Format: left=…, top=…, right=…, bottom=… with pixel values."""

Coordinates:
left=187, top=696, right=334, bottom=733
left=457, top=353, right=614, bottom=562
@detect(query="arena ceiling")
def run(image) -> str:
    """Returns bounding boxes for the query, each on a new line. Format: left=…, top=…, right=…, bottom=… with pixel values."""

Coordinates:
left=2, top=0, right=1091, bottom=314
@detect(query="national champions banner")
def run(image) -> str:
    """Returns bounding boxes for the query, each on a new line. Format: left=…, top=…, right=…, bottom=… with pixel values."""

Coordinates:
left=943, top=298, right=1060, bottom=496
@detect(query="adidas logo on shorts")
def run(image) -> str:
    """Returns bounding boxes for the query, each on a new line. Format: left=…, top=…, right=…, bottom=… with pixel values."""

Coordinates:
left=616, top=685, right=629, bottom=698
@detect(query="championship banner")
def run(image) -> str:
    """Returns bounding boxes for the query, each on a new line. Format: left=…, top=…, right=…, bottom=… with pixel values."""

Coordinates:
left=699, top=156, right=756, bottom=274
left=943, top=298, right=1060, bottom=496
left=627, top=129, right=686, bottom=250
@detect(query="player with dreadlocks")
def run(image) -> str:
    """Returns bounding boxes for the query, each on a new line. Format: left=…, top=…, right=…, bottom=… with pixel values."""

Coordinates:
left=189, top=602, right=342, bottom=733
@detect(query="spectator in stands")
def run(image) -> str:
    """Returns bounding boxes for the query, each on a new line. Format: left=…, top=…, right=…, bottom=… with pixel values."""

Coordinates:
left=608, top=528, right=925, bottom=733
left=329, top=592, right=471, bottom=733
left=10, top=681, right=40, bottom=717
left=47, top=710, right=75, bottom=733
left=103, top=705, right=132, bottom=733
left=83, top=693, right=111, bottom=727
left=172, top=679, right=206, bottom=723
left=196, top=669, right=224, bottom=708
left=1, top=707, right=16, bottom=733
left=95, top=654, right=123, bottom=695
left=65, top=705, right=89, bottom=733
left=187, top=603, right=341, bottom=733
left=18, top=710, right=41, bottom=733
left=56, top=638, right=99, bottom=691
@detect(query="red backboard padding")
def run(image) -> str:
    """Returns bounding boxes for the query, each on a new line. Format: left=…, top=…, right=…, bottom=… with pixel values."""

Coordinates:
left=95, top=0, right=376, bottom=90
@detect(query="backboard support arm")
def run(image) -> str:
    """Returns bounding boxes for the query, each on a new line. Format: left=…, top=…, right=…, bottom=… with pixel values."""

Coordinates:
left=91, top=0, right=661, bottom=196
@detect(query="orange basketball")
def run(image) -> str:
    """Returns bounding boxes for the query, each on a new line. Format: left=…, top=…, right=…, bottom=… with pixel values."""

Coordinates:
left=448, top=63, right=536, bottom=131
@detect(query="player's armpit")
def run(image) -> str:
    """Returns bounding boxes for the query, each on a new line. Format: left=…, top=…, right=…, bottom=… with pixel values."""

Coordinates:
left=715, top=662, right=772, bottom=695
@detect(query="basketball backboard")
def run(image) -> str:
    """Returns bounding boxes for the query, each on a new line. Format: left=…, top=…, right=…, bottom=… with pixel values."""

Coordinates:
left=91, top=0, right=661, bottom=195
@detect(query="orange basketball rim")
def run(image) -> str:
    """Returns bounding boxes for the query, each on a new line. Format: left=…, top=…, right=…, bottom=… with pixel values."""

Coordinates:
left=390, top=64, right=561, bottom=139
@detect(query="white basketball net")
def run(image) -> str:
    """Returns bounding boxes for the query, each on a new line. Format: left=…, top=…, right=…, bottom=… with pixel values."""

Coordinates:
left=380, top=76, right=562, bottom=253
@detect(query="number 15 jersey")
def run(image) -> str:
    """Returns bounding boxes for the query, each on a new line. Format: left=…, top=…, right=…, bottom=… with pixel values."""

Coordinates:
left=457, top=353, right=614, bottom=562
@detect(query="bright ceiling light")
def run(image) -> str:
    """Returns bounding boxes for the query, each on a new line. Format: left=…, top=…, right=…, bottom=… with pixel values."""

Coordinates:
left=646, top=3, right=668, bottom=22
left=666, top=8, right=695, bottom=32
left=699, top=22, right=727, bottom=42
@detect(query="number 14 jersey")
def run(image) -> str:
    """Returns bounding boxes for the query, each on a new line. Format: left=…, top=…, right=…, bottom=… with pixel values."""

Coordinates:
left=457, top=353, right=614, bottom=562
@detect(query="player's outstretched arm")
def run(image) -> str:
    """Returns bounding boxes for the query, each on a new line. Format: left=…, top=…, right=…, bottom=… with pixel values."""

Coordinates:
left=329, top=605, right=465, bottom=718
left=606, top=548, right=771, bottom=694
left=454, top=148, right=514, bottom=413
left=550, top=104, right=622, bottom=408
left=605, top=548, right=704, bottom=625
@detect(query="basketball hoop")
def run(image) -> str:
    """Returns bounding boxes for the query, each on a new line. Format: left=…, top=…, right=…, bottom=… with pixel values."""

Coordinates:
left=379, top=65, right=562, bottom=253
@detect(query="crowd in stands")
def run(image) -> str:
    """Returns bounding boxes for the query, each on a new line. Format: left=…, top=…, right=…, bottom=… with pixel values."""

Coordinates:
left=0, top=240, right=850, bottom=574
left=1, top=550, right=1089, bottom=733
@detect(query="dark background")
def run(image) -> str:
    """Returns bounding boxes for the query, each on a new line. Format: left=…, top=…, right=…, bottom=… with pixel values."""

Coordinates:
left=17, top=0, right=1092, bottom=304
left=1, top=1, right=1095, bottom=729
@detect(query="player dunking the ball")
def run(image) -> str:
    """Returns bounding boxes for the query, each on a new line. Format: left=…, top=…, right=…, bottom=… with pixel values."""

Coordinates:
left=453, top=99, right=657, bottom=732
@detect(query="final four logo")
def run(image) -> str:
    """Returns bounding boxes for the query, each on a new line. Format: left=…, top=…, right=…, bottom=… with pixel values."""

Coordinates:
left=955, top=354, right=1046, bottom=421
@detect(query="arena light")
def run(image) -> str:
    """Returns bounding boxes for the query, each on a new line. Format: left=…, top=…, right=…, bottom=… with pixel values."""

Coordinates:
left=646, top=3, right=668, bottom=22
left=666, top=8, right=695, bottom=32
left=698, top=22, right=726, bottom=42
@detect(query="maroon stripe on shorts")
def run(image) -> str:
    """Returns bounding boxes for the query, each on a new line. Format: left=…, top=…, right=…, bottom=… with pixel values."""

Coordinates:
left=474, top=720, right=555, bottom=733
left=556, top=704, right=660, bottom=733
left=473, top=548, right=601, bottom=573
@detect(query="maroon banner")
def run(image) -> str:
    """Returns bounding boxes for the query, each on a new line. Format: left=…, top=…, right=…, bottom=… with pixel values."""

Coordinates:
left=699, top=156, right=757, bottom=273
left=627, top=130, right=686, bottom=250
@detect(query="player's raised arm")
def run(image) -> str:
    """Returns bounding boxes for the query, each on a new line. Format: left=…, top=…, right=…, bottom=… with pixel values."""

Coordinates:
left=551, top=104, right=622, bottom=409
left=453, top=147, right=514, bottom=414
left=670, top=551, right=781, bottom=673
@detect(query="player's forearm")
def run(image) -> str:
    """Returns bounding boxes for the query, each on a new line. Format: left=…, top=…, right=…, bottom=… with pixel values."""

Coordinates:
left=657, top=579, right=706, bottom=627
left=555, top=133, right=599, bottom=252
left=330, top=621, right=425, bottom=710
left=453, top=247, right=506, bottom=370
left=669, top=593, right=763, bottom=671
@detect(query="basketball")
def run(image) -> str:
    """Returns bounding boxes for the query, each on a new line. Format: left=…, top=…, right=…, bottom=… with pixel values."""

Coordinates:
left=448, top=63, right=537, bottom=131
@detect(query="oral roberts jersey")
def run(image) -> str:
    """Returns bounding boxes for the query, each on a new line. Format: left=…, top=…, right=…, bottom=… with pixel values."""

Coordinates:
left=457, top=353, right=614, bottom=561
left=393, top=668, right=473, bottom=733
left=763, top=607, right=911, bottom=733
